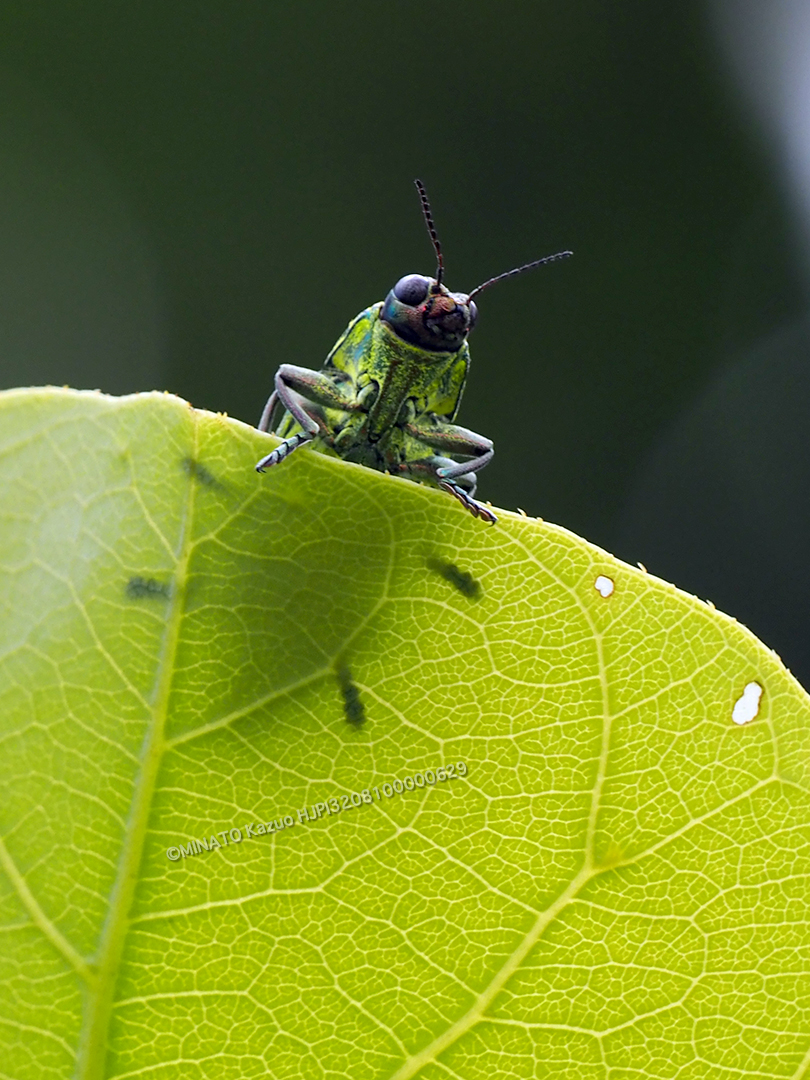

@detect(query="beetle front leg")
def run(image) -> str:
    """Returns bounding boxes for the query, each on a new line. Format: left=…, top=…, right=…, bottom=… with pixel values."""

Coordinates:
left=437, top=476, right=497, bottom=523
left=396, top=455, right=497, bottom=524
left=257, top=364, right=361, bottom=432
left=256, top=374, right=319, bottom=472
left=257, top=390, right=279, bottom=432
left=255, top=365, right=359, bottom=472
left=405, top=418, right=494, bottom=480
left=402, top=418, right=496, bottom=521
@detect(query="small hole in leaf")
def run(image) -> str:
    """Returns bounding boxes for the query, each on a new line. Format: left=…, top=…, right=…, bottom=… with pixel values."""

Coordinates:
left=594, top=575, right=614, bottom=598
left=732, top=682, right=763, bottom=725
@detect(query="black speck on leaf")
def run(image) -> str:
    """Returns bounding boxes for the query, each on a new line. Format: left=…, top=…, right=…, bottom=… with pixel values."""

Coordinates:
left=126, top=576, right=170, bottom=600
left=336, top=663, right=366, bottom=727
left=182, top=457, right=218, bottom=487
left=427, top=557, right=482, bottom=599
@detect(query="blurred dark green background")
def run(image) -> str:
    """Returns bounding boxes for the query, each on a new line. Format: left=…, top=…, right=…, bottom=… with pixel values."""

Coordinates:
left=1, top=2, right=809, bottom=682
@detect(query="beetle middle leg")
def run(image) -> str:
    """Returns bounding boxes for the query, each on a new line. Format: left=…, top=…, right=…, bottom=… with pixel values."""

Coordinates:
left=255, top=365, right=360, bottom=472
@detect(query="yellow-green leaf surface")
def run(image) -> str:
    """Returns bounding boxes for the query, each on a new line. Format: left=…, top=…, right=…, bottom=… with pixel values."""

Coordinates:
left=2, top=387, right=810, bottom=1080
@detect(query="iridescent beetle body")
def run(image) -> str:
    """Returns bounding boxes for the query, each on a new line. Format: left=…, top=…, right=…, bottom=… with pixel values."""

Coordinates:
left=255, top=181, right=570, bottom=524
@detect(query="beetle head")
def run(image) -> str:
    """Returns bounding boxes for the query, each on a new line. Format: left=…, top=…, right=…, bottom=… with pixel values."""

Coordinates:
left=381, top=275, right=477, bottom=352
left=380, top=179, right=571, bottom=354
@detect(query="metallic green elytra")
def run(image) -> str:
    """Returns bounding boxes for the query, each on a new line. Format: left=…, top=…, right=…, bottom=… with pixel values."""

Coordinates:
left=255, top=180, right=571, bottom=524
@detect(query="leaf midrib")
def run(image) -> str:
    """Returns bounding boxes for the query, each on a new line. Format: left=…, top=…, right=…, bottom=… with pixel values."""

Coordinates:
left=74, top=415, right=199, bottom=1080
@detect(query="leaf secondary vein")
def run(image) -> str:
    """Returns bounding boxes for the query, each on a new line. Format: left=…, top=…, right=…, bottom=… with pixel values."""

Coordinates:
left=0, top=833, right=95, bottom=986
left=387, top=866, right=593, bottom=1080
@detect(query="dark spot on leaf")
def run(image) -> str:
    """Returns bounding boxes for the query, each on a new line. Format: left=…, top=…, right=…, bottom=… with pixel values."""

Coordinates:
left=427, top=557, right=481, bottom=599
left=336, top=662, right=366, bottom=727
left=126, top=576, right=170, bottom=600
left=182, top=457, right=218, bottom=487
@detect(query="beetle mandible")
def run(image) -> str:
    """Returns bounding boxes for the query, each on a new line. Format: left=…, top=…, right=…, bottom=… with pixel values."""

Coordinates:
left=255, top=180, right=571, bottom=524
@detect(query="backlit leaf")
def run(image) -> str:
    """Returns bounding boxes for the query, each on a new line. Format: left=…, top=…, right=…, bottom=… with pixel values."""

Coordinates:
left=1, top=387, right=809, bottom=1079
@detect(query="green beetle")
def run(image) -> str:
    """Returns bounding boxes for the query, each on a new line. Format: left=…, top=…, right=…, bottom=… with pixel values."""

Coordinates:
left=255, top=181, right=570, bottom=524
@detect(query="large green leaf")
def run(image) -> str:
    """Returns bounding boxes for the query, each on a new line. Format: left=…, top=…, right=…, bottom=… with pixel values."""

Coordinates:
left=1, top=386, right=809, bottom=1079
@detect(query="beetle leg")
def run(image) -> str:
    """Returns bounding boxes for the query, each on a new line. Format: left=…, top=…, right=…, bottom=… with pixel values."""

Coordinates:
left=405, top=418, right=494, bottom=480
left=276, top=364, right=361, bottom=413
left=272, top=367, right=327, bottom=436
left=438, top=478, right=497, bottom=524
left=256, top=366, right=359, bottom=472
left=256, top=377, right=320, bottom=472
left=256, top=431, right=315, bottom=471
left=396, top=455, right=497, bottom=524
left=258, top=390, right=278, bottom=432
left=258, top=366, right=360, bottom=434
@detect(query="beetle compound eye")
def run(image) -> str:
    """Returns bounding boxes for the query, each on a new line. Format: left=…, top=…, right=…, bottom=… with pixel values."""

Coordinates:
left=468, top=300, right=478, bottom=329
left=393, top=274, right=429, bottom=306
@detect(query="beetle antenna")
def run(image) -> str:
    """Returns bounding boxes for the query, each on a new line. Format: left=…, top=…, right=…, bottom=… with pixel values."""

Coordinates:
left=468, top=250, right=573, bottom=301
left=414, top=179, right=444, bottom=287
